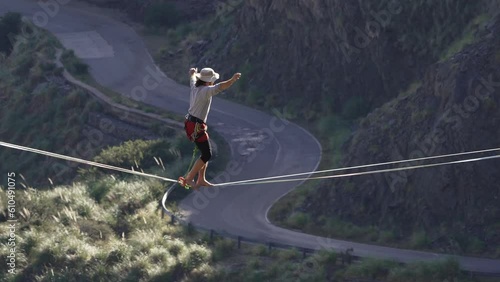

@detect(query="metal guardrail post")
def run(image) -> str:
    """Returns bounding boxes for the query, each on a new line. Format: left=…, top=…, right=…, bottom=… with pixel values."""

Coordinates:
left=170, top=214, right=175, bottom=224
left=346, top=248, right=353, bottom=265
left=210, top=230, right=214, bottom=241
left=268, top=242, right=273, bottom=251
left=237, top=236, right=241, bottom=249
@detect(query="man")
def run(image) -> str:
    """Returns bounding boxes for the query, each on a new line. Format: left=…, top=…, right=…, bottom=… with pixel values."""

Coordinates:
left=179, top=67, right=241, bottom=189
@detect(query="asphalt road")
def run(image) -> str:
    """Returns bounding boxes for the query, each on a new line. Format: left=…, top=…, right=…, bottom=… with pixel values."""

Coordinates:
left=2, top=0, right=500, bottom=274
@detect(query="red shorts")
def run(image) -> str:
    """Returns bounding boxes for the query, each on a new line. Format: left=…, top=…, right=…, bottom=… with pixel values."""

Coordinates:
left=184, top=120, right=209, bottom=142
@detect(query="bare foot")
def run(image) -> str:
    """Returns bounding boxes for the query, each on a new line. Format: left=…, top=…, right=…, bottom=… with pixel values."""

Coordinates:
left=179, top=177, right=198, bottom=190
left=192, top=181, right=202, bottom=191
left=196, top=180, right=214, bottom=187
left=187, top=179, right=202, bottom=191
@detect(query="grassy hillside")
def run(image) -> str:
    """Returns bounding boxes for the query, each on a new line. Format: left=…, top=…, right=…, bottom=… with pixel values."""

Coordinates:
left=0, top=180, right=477, bottom=282
left=0, top=178, right=221, bottom=281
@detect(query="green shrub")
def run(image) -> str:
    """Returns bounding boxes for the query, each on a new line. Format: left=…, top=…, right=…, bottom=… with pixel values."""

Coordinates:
left=316, top=115, right=346, bottom=136
left=265, top=261, right=293, bottom=279
left=0, top=12, right=22, bottom=55
left=246, top=90, right=265, bottom=106
left=167, top=239, right=185, bottom=256
left=252, top=245, right=270, bottom=256
left=286, top=212, right=310, bottom=229
left=87, top=177, right=114, bottom=202
left=182, top=223, right=197, bottom=237
left=73, top=61, right=89, bottom=74
left=277, top=248, right=301, bottom=261
left=324, top=217, right=373, bottom=239
left=61, top=49, right=89, bottom=75
left=300, top=255, right=328, bottom=281
left=410, top=230, right=430, bottom=249
left=144, top=3, right=183, bottom=28
left=178, top=244, right=212, bottom=272
left=316, top=249, right=337, bottom=265
left=78, top=219, right=115, bottom=240
left=11, top=48, right=35, bottom=75
left=188, top=263, right=218, bottom=281
left=345, top=258, right=399, bottom=279
left=124, top=262, right=149, bottom=281
left=316, top=114, right=352, bottom=164
left=247, top=258, right=261, bottom=269
left=378, top=230, right=397, bottom=243
left=95, top=139, right=179, bottom=168
left=341, top=96, right=371, bottom=120
left=213, top=238, right=236, bottom=261
left=387, top=258, right=463, bottom=282
left=106, top=243, right=132, bottom=265
left=467, top=236, right=486, bottom=254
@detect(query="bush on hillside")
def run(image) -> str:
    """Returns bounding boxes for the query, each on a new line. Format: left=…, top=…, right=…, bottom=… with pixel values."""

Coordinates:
left=144, top=3, right=182, bottom=28
left=0, top=12, right=22, bottom=55
left=93, top=139, right=181, bottom=169
left=61, top=49, right=89, bottom=75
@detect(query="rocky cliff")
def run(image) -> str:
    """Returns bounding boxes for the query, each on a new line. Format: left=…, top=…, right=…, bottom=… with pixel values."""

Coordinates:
left=188, top=0, right=491, bottom=120
left=81, top=0, right=218, bottom=21
left=302, top=15, right=500, bottom=254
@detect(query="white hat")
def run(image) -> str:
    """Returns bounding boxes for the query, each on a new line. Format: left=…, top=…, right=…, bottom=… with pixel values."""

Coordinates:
left=196, top=67, right=220, bottom=83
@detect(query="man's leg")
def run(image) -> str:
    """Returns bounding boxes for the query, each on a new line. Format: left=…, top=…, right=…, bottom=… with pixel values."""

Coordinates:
left=184, top=140, right=212, bottom=188
left=184, top=159, right=205, bottom=189
left=196, top=162, right=213, bottom=187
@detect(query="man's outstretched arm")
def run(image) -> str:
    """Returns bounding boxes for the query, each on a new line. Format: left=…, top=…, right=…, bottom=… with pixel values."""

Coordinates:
left=189, top=68, right=197, bottom=87
left=218, top=73, right=242, bottom=91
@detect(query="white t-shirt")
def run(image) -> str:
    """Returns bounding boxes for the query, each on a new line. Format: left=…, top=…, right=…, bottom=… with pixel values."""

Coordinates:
left=188, top=77, right=222, bottom=122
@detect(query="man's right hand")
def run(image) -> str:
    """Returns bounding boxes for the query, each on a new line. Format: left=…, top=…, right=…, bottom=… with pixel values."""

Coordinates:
left=219, top=73, right=242, bottom=91
left=232, top=73, right=242, bottom=81
left=189, top=68, right=197, bottom=76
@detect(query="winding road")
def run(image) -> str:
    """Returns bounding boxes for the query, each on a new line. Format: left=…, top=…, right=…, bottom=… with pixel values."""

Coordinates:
left=2, top=0, right=500, bottom=275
